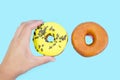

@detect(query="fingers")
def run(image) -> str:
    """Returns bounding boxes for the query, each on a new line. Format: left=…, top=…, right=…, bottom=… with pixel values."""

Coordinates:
left=14, top=22, right=27, bottom=38
left=15, top=20, right=43, bottom=39
left=23, top=20, right=43, bottom=30
left=22, top=20, right=43, bottom=40
left=33, top=56, right=55, bottom=66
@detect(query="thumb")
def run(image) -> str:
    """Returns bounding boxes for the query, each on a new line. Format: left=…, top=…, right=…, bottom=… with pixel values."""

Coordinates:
left=32, top=56, right=55, bottom=66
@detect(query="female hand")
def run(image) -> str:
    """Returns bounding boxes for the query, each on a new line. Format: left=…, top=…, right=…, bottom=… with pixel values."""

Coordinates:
left=0, top=20, right=55, bottom=80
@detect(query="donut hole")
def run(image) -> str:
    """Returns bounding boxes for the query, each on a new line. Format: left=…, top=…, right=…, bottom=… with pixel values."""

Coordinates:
left=85, top=34, right=93, bottom=45
left=46, top=34, right=54, bottom=42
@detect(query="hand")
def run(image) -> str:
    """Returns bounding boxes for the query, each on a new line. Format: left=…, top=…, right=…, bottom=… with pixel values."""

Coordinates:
left=0, top=20, right=55, bottom=80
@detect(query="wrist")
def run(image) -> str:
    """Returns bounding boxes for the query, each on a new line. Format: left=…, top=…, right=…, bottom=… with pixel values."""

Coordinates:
left=0, top=64, right=16, bottom=80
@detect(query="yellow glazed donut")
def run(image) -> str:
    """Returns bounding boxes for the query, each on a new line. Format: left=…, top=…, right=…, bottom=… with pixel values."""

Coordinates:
left=33, top=22, right=68, bottom=56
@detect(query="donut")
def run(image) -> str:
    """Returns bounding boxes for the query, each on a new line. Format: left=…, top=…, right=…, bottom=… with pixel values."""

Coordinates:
left=72, top=22, right=108, bottom=57
left=33, top=22, right=68, bottom=56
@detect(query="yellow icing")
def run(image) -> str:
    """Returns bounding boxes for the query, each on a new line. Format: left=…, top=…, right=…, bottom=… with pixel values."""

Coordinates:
left=33, top=22, right=68, bottom=56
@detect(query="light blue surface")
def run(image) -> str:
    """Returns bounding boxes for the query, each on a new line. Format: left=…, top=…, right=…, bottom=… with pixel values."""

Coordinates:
left=0, top=0, right=120, bottom=80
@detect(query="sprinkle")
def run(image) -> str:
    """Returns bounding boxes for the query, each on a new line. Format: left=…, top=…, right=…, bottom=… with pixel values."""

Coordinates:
left=42, top=44, right=44, bottom=47
left=32, top=38, right=34, bottom=41
left=38, top=45, right=41, bottom=48
left=34, top=32, right=36, bottom=35
left=59, top=36, right=63, bottom=40
left=52, top=29, right=55, bottom=31
left=49, top=26, right=55, bottom=31
left=62, top=35, right=67, bottom=40
left=40, top=23, right=44, bottom=26
left=42, top=37, right=44, bottom=39
left=59, top=41, right=61, bottom=42
left=55, top=40, right=57, bottom=43
left=53, top=34, right=55, bottom=37
left=59, top=35, right=67, bottom=40
left=53, top=43, right=56, bottom=46
left=37, top=25, right=41, bottom=29
left=41, top=48, right=43, bottom=51
left=36, top=49, right=39, bottom=52
left=49, top=46, right=52, bottom=49
left=49, top=26, right=53, bottom=30
left=56, top=34, right=59, bottom=38
left=40, top=26, right=48, bottom=35
left=59, top=45, right=61, bottom=48
left=35, top=36, right=39, bottom=39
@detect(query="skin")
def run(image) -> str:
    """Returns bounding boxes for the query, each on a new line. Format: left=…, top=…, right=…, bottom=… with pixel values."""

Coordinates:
left=0, top=20, right=55, bottom=80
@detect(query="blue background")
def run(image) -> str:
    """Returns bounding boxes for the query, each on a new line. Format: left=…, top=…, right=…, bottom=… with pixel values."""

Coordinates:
left=0, top=0, right=120, bottom=80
